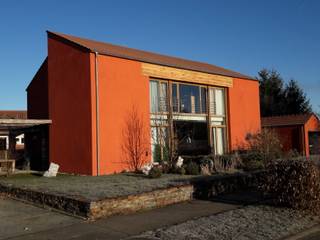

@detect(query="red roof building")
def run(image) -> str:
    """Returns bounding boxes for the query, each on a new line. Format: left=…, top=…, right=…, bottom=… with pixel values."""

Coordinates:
left=26, top=31, right=261, bottom=175
left=262, top=113, right=320, bottom=157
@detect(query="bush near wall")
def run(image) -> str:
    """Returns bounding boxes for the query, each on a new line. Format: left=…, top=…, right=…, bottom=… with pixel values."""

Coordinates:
left=239, top=129, right=283, bottom=171
left=261, top=159, right=320, bottom=212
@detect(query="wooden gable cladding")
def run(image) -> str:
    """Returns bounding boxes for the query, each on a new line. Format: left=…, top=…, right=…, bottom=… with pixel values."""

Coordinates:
left=141, top=63, right=233, bottom=87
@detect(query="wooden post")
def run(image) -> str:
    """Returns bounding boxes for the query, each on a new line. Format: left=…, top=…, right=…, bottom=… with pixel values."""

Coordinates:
left=168, top=81, right=174, bottom=162
left=8, top=133, right=16, bottom=159
left=207, top=87, right=213, bottom=153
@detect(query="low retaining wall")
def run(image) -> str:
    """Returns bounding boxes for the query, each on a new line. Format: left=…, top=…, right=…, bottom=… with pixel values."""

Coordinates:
left=0, top=184, right=90, bottom=217
left=0, top=171, right=264, bottom=219
left=90, top=185, right=193, bottom=219
left=0, top=183, right=193, bottom=219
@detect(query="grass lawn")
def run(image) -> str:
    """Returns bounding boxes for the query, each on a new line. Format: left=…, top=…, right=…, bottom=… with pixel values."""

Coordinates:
left=0, top=173, right=196, bottom=201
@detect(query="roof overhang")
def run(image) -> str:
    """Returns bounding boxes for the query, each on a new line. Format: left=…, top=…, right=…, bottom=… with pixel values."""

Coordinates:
left=0, top=119, right=52, bottom=131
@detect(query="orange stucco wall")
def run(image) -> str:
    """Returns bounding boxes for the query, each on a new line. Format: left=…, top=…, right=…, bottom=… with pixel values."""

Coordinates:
left=48, top=37, right=95, bottom=175
left=94, top=55, right=151, bottom=175
left=304, top=114, right=320, bottom=156
left=228, top=78, right=261, bottom=150
left=34, top=36, right=261, bottom=175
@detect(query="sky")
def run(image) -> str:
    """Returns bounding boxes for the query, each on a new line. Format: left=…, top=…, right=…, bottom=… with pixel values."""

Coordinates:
left=0, top=0, right=319, bottom=112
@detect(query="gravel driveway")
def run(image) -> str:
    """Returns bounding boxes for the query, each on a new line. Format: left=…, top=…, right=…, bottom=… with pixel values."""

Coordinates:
left=128, top=205, right=319, bottom=240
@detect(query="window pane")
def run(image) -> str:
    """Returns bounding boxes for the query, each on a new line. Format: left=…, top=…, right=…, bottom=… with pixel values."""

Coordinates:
left=150, top=81, right=159, bottom=113
left=209, top=88, right=215, bottom=114
left=174, top=121, right=210, bottom=155
left=151, top=127, right=168, bottom=162
left=151, top=127, right=158, bottom=162
left=160, top=82, right=167, bottom=112
left=216, top=128, right=224, bottom=155
left=215, top=89, right=225, bottom=115
left=172, top=84, right=178, bottom=112
left=179, top=84, right=200, bottom=113
left=201, top=87, right=207, bottom=113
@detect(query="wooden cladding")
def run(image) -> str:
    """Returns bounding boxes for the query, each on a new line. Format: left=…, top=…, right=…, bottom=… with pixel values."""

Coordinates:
left=142, top=63, right=233, bottom=87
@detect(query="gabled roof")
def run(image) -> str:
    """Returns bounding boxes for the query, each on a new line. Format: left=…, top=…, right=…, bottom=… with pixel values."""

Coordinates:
left=0, top=111, right=27, bottom=119
left=47, top=31, right=255, bottom=81
left=261, top=113, right=319, bottom=127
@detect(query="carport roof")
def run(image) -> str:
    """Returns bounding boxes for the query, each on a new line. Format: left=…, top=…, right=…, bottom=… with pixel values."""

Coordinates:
left=261, top=113, right=319, bottom=127
left=0, top=119, right=52, bottom=130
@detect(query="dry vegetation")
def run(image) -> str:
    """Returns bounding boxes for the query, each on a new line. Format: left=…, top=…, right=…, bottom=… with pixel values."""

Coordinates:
left=262, top=159, right=320, bottom=212
left=122, top=105, right=149, bottom=172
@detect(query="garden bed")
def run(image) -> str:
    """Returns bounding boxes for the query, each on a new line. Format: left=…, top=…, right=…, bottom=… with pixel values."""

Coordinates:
left=0, top=171, right=264, bottom=219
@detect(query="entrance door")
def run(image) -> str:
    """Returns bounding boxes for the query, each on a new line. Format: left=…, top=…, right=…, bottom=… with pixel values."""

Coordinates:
left=309, top=131, right=320, bottom=155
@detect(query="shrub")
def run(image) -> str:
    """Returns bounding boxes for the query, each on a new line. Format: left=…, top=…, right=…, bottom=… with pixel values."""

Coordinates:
left=185, top=162, right=200, bottom=175
left=200, top=157, right=214, bottom=173
left=148, top=167, right=162, bottom=178
left=241, top=151, right=265, bottom=171
left=153, top=144, right=162, bottom=163
left=159, top=161, right=170, bottom=174
left=239, top=129, right=283, bottom=171
left=212, top=154, right=242, bottom=173
left=245, top=129, right=283, bottom=164
left=174, top=166, right=186, bottom=175
left=261, top=159, right=320, bottom=212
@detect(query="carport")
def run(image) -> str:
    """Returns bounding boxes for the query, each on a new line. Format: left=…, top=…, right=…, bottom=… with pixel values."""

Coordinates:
left=0, top=119, right=51, bottom=172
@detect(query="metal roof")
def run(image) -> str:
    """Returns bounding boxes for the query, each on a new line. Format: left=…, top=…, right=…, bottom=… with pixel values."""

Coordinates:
left=47, top=31, right=256, bottom=81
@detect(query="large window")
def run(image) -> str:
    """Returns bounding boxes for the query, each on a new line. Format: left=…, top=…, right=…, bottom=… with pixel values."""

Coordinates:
left=149, top=80, right=227, bottom=156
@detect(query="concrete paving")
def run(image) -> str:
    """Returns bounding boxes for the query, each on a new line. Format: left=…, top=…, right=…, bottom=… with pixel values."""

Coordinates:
left=0, top=198, right=239, bottom=240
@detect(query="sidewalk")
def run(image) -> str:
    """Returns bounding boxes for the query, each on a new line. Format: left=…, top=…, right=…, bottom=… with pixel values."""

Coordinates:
left=0, top=198, right=239, bottom=240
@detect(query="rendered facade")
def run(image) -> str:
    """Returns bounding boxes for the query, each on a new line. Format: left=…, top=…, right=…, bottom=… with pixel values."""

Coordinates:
left=27, top=31, right=261, bottom=175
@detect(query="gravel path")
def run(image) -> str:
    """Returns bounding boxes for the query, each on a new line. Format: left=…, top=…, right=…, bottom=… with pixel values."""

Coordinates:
left=128, top=205, right=319, bottom=240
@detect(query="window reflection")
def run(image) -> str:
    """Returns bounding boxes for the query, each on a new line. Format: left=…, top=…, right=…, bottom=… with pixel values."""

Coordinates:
left=179, top=84, right=200, bottom=114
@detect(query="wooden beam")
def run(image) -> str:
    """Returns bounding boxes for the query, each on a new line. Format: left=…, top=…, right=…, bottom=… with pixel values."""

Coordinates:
left=142, top=63, right=233, bottom=87
left=0, top=119, right=52, bottom=124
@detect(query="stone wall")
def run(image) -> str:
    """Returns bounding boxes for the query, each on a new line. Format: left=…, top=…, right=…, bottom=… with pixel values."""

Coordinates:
left=0, top=183, right=193, bottom=219
left=90, top=185, right=193, bottom=219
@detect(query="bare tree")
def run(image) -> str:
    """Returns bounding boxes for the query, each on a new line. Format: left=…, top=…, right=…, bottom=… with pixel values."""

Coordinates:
left=122, top=105, right=149, bottom=172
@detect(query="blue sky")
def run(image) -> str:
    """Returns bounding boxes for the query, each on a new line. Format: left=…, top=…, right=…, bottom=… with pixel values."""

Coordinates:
left=0, top=0, right=319, bottom=112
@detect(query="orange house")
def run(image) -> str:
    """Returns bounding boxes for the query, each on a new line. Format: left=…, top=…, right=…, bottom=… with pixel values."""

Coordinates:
left=262, top=113, right=320, bottom=157
left=27, top=31, right=261, bottom=176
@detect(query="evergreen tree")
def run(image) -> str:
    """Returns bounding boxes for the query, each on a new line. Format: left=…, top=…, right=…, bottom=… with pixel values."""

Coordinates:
left=258, top=69, right=285, bottom=117
left=258, top=69, right=312, bottom=116
left=283, top=80, right=312, bottom=115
